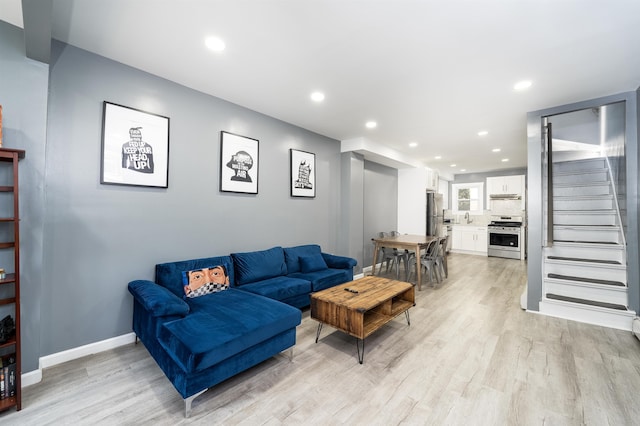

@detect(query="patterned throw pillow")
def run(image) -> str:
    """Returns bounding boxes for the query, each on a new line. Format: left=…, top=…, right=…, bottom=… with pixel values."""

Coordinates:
left=182, top=265, right=230, bottom=298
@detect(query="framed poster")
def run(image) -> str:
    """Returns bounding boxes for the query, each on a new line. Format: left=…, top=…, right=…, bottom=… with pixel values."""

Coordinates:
left=290, top=149, right=315, bottom=198
left=220, top=131, right=259, bottom=194
left=101, top=101, right=170, bottom=188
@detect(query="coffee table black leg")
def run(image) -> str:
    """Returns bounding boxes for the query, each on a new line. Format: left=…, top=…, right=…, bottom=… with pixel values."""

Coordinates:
left=315, top=323, right=323, bottom=343
left=405, top=310, right=411, bottom=326
left=356, top=338, right=365, bottom=364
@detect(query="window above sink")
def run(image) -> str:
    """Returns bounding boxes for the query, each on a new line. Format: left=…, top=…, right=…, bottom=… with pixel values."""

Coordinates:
left=452, top=182, right=484, bottom=215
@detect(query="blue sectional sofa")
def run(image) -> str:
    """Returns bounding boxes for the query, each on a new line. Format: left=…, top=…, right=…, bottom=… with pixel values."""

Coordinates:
left=127, top=245, right=356, bottom=416
left=231, top=244, right=357, bottom=308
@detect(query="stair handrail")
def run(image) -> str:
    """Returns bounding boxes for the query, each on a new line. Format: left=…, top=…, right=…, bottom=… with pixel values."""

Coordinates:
left=603, top=155, right=627, bottom=260
left=544, top=121, right=553, bottom=247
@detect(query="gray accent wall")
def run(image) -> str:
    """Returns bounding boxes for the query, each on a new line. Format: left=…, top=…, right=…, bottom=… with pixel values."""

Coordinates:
left=42, top=40, right=345, bottom=357
left=0, top=20, right=49, bottom=374
left=3, top=20, right=351, bottom=373
left=338, top=156, right=398, bottom=272
left=363, top=161, right=398, bottom=268
left=339, top=152, right=365, bottom=274
left=453, top=168, right=527, bottom=184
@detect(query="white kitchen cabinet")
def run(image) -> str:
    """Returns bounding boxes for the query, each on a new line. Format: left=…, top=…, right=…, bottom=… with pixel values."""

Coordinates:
left=426, top=167, right=439, bottom=192
left=487, top=175, right=524, bottom=196
left=486, top=175, right=525, bottom=209
left=438, top=178, right=449, bottom=210
left=451, top=225, right=487, bottom=255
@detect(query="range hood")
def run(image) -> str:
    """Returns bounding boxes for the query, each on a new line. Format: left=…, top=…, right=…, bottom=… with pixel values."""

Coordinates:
left=489, top=193, right=522, bottom=200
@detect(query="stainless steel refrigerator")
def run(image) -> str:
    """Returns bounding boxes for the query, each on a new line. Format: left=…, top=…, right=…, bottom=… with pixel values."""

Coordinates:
left=426, top=192, right=443, bottom=237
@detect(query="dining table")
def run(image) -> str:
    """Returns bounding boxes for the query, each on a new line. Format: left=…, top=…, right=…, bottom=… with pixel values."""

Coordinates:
left=371, top=234, right=438, bottom=291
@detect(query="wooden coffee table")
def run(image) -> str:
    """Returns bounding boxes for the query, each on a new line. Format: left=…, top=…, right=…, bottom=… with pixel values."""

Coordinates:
left=310, top=276, right=415, bottom=363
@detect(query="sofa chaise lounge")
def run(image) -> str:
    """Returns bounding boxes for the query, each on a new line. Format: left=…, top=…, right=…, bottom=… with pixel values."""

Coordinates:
left=127, top=245, right=357, bottom=416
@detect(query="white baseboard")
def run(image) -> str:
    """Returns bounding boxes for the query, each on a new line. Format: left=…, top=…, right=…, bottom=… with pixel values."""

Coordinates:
left=22, top=332, right=137, bottom=388
left=539, top=299, right=635, bottom=331
left=361, top=263, right=382, bottom=276
left=21, top=368, right=42, bottom=388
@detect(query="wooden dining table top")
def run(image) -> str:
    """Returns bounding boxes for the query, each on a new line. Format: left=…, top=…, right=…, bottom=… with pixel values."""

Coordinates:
left=371, top=234, right=439, bottom=291
left=372, top=234, right=438, bottom=246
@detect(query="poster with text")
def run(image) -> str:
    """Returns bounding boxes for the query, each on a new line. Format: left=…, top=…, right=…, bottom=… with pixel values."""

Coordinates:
left=101, top=101, right=169, bottom=188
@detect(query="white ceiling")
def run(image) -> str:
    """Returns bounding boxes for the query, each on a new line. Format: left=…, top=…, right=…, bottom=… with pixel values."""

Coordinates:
left=2, top=0, right=640, bottom=175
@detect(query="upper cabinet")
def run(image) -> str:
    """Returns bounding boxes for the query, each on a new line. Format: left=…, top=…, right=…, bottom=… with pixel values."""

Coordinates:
left=487, top=175, right=524, bottom=195
left=486, top=175, right=525, bottom=210
left=437, top=178, right=449, bottom=210
left=426, top=167, right=439, bottom=192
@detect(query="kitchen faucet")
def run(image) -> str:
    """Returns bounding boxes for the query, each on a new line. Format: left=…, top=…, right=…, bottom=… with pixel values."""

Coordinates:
left=464, top=212, right=472, bottom=224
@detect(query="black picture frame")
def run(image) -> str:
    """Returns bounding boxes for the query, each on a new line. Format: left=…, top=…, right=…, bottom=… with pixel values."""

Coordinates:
left=100, top=101, right=170, bottom=188
left=290, top=149, right=316, bottom=198
left=219, top=131, right=259, bottom=194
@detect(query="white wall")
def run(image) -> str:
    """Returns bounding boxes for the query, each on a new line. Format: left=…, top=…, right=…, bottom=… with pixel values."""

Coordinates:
left=397, top=167, right=427, bottom=234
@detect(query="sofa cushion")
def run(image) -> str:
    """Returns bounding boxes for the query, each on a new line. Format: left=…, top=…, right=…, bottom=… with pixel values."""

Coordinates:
left=237, top=276, right=311, bottom=301
left=283, top=244, right=322, bottom=274
left=159, top=289, right=301, bottom=373
left=182, top=265, right=230, bottom=298
left=289, top=268, right=352, bottom=292
left=299, top=253, right=328, bottom=273
left=156, top=256, right=234, bottom=298
left=231, top=246, right=287, bottom=286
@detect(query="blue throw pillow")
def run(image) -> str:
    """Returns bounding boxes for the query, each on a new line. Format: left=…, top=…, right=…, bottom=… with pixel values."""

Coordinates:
left=182, top=265, right=230, bottom=298
left=299, top=253, right=328, bottom=273
left=231, top=246, right=287, bottom=286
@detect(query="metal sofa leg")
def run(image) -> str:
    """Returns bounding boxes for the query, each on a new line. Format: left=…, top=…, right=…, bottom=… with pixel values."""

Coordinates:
left=184, top=388, right=207, bottom=418
left=284, top=347, right=294, bottom=361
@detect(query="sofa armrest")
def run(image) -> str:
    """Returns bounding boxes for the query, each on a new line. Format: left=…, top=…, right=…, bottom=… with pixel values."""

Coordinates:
left=321, top=253, right=357, bottom=270
left=128, top=280, right=190, bottom=318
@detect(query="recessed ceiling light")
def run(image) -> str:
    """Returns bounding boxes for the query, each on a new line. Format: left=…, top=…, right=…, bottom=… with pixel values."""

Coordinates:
left=492, top=148, right=501, bottom=152
left=205, top=36, right=226, bottom=52
left=310, top=92, right=325, bottom=102
left=514, top=80, right=532, bottom=91
left=365, top=121, right=377, bottom=129
left=477, top=130, right=489, bottom=137
left=434, top=155, right=442, bottom=160
left=409, top=142, right=418, bottom=148
left=501, top=158, right=510, bottom=162
left=450, top=164, right=457, bottom=167
left=460, top=169, right=467, bottom=172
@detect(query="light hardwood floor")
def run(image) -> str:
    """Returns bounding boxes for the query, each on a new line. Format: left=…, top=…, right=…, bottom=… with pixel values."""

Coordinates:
left=2, top=253, right=640, bottom=425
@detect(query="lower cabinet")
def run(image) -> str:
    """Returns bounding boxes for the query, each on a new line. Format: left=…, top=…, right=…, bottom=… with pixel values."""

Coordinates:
left=451, top=226, right=487, bottom=255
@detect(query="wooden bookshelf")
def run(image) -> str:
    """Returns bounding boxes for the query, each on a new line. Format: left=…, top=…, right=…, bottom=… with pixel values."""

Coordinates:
left=0, top=148, right=24, bottom=412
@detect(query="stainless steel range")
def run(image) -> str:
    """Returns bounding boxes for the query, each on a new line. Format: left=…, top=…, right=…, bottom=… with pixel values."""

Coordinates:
left=487, top=215, right=524, bottom=260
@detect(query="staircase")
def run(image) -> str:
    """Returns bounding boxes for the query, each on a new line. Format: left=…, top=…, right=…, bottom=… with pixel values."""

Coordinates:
left=539, top=156, right=636, bottom=330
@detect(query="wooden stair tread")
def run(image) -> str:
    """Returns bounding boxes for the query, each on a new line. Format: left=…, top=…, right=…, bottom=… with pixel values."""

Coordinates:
left=547, top=273, right=625, bottom=287
left=547, top=256, right=621, bottom=265
left=546, top=293, right=627, bottom=311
